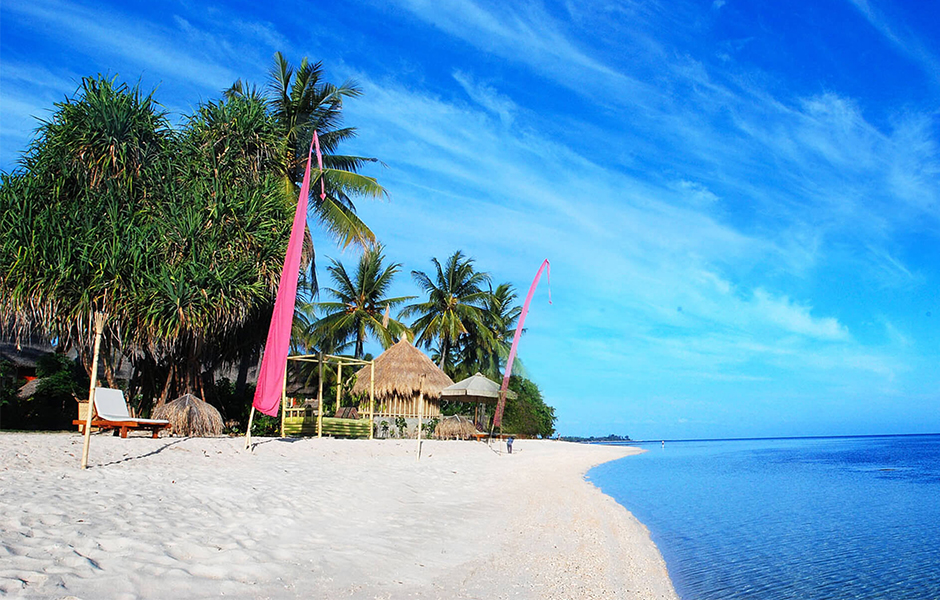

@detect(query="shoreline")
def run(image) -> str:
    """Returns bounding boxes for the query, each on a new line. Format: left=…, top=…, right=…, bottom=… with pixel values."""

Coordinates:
left=0, top=433, right=677, bottom=599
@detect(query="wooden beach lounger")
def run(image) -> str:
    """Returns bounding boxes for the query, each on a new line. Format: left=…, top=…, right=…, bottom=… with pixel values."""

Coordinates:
left=73, top=387, right=170, bottom=438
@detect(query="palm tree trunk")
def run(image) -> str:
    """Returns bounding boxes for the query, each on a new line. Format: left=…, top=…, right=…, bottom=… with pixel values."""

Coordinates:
left=438, top=337, right=449, bottom=370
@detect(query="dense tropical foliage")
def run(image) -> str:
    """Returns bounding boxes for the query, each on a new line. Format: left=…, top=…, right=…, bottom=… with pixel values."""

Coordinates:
left=0, top=55, right=380, bottom=416
left=0, top=56, right=556, bottom=436
left=503, top=375, right=556, bottom=438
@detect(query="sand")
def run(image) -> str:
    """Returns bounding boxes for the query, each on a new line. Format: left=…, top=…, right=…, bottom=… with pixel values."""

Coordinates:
left=0, top=432, right=678, bottom=599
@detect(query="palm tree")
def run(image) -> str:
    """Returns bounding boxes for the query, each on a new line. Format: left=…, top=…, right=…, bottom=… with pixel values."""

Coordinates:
left=401, top=251, right=492, bottom=372
left=305, top=244, right=413, bottom=359
left=229, top=53, right=386, bottom=260
left=455, top=282, right=521, bottom=380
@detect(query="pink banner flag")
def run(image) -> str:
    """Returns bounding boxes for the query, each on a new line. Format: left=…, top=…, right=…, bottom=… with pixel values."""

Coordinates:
left=252, top=136, right=318, bottom=416
left=313, top=130, right=327, bottom=201
left=493, top=259, right=551, bottom=429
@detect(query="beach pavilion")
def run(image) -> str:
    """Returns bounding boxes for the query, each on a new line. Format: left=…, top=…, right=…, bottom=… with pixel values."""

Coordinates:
left=350, top=337, right=453, bottom=420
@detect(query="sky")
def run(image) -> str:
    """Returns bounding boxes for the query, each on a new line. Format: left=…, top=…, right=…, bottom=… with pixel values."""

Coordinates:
left=2, top=0, right=938, bottom=440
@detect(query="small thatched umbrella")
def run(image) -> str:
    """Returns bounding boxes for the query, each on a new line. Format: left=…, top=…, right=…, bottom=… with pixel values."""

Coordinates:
left=350, top=338, right=454, bottom=417
left=441, top=372, right=516, bottom=431
left=441, top=372, right=516, bottom=403
left=434, top=415, right=479, bottom=440
left=152, top=393, right=223, bottom=437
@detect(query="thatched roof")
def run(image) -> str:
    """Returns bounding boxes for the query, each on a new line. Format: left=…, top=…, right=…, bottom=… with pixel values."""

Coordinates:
left=441, top=372, right=516, bottom=404
left=17, top=377, right=42, bottom=399
left=434, top=415, right=480, bottom=440
left=0, top=342, right=52, bottom=368
left=350, top=338, right=454, bottom=400
left=152, top=394, right=223, bottom=437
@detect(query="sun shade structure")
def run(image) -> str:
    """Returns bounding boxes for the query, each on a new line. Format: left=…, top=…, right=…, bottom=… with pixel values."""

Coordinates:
left=441, top=372, right=517, bottom=404
left=350, top=338, right=454, bottom=417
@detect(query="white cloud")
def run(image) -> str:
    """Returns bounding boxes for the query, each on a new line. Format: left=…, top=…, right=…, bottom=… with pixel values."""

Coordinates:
left=452, top=70, right=516, bottom=126
left=751, top=289, right=849, bottom=341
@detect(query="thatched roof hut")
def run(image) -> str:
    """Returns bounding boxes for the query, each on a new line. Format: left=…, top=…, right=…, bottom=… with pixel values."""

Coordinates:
left=350, top=338, right=454, bottom=417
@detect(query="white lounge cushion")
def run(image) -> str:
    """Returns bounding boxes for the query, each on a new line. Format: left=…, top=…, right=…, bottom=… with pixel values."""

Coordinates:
left=94, top=387, right=170, bottom=425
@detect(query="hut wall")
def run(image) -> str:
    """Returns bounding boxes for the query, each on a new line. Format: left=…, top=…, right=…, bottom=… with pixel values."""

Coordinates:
left=374, top=395, right=441, bottom=418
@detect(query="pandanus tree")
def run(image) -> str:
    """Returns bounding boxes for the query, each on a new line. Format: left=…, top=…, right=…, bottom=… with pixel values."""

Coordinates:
left=301, top=244, right=413, bottom=359
left=0, top=78, right=293, bottom=407
left=0, top=76, right=175, bottom=388
left=1, top=55, right=385, bottom=413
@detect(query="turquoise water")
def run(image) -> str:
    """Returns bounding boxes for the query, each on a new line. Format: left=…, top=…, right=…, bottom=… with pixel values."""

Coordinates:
left=588, top=435, right=940, bottom=599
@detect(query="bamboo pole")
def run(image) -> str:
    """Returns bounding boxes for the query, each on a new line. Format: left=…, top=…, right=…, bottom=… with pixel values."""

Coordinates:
left=369, top=360, right=375, bottom=440
left=80, top=312, right=107, bottom=469
left=336, top=362, right=342, bottom=416
left=317, top=352, right=324, bottom=438
left=244, top=406, right=255, bottom=450
left=280, top=366, right=287, bottom=438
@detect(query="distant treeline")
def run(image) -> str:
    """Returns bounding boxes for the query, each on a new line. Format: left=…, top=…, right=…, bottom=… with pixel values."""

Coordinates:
left=561, top=434, right=632, bottom=443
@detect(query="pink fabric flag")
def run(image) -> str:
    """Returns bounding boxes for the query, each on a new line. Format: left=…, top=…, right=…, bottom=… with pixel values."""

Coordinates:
left=493, top=259, right=551, bottom=429
left=313, top=130, right=327, bottom=201
left=252, top=137, right=318, bottom=416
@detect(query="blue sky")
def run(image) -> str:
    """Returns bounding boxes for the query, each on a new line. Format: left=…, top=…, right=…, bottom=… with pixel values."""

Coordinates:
left=2, top=0, right=938, bottom=439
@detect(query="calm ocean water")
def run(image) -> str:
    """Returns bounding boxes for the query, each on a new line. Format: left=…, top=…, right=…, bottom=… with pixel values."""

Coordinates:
left=588, top=435, right=940, bottom=600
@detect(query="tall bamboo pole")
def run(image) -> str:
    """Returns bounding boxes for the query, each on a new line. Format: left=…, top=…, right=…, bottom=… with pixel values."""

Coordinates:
left=336, top=362, right=342, bottom=416
left=80, top=312, right=106, bottom=469
left=317, top=352, right=324, bottom=438
left=369, top=361, right=375, bottom=440
left=280, top=364, right=287, bottom=438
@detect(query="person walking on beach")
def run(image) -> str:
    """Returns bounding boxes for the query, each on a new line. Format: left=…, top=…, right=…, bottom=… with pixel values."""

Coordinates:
left=507, top=436, right=514, bottom=454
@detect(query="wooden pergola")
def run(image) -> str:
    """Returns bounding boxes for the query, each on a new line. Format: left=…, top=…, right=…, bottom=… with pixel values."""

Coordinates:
left=283, top=353, right=375, bottom=439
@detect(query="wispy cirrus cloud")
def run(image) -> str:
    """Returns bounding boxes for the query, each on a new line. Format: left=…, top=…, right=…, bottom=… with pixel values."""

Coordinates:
left=848, top=0, right=940, bottom=87
left=3, top=0, right=237, bottom=90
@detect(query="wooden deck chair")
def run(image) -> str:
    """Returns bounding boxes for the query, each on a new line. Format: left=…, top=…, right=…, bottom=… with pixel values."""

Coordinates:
left=73, top=388, right=170, bottom=438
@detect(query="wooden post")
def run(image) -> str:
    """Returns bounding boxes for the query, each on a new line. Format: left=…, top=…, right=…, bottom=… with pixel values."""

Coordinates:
left=244, top=406, right=255, bottom=450
left=317, top=352, right=324, bottom=438
left=416, top=374, right=425, bottom=461
left=80, top=312, right=106, bottom=469
left=369, top=360, right=375, bottom=440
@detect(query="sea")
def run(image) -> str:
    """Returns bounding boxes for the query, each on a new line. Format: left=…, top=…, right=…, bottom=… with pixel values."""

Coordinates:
left=587, top=434, right=940, bottom=600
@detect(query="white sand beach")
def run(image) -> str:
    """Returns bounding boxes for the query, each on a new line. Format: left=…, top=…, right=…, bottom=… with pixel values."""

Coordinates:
left=0, top=433, right=677, bottom=599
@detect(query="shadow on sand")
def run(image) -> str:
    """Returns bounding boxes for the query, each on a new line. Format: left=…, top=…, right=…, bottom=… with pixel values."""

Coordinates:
left=96, top=438, right=189, bottom=467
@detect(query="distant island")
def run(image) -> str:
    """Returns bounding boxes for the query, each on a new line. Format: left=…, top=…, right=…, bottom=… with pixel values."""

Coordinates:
left=561, top=434, right=632, bottom=443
